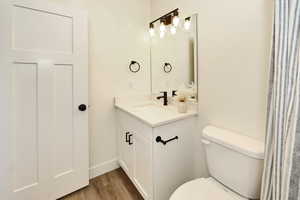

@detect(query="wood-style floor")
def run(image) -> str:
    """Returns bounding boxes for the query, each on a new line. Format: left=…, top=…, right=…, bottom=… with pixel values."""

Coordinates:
left=59, top=168, right=144, bottom=200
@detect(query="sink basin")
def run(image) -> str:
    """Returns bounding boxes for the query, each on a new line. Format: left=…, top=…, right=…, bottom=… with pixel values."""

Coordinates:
left=133, top=103, right=177, bottom=118
left=114, top=98, right=198, bottom=127
left=133, top=102, right=159, bottom=108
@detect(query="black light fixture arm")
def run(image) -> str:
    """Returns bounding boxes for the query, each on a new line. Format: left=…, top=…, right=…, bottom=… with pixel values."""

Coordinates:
left=149, top=8, right=179, bottom=26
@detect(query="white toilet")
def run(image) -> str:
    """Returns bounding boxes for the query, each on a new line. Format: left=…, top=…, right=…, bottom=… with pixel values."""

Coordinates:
left=170, top=126, right=265, bottom=200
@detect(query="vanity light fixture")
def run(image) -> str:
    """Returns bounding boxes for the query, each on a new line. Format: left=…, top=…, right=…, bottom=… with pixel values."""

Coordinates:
left=184, top=17, right=191, bottom=30
left=149, top=23, right=155, bottom=37
left=149, top=8, right=179, bottom=37
left=148, top=9, right=191, bottom=37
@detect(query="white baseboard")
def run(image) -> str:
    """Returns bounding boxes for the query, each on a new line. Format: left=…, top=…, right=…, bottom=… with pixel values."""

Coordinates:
left=89, top=158, right=119, bottom=179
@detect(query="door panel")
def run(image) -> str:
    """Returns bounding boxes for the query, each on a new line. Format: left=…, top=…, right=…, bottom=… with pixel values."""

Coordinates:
left=12, top=3, right=73, bottom=53
left=11, top=61, right=54, bottom=200
left=12, top=63, right=38, bottom=192
left=53, top=65, right=74, bottom=176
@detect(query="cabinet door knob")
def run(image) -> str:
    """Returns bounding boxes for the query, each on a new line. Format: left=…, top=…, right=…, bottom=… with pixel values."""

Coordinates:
left=78, top=104, right=87, bottom=111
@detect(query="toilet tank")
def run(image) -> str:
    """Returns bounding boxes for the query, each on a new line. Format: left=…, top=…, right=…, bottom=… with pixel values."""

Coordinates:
left=202, top=126, right=264, bottom=199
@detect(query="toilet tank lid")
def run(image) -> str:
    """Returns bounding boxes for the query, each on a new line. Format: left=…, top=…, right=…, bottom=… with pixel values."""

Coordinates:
left=202, top=126, right=264, bottom=159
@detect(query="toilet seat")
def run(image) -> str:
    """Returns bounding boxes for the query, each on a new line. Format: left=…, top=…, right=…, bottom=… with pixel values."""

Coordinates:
left=170, top=178, right=248, bottom=200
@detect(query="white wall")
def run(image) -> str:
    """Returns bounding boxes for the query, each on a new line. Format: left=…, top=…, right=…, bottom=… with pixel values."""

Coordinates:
left=47, top=0, right=272, bottom=179
left=49, top=0, right=151, bottom=178
left=151, top=0, right=273, bottom=177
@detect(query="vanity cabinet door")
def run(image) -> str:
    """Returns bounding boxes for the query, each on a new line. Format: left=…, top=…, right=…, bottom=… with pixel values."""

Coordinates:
left=117, top=111, right=134, bottom=177
left=134, top=132, right=153, bottom=199
left=117, top=110, right=153, bottom=199
left=153, top=118, right=195, bottom=200
left=121, top=130, right=134, bottom=176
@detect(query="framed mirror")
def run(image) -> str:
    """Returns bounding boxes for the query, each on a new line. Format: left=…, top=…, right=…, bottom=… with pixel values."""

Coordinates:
left=150, top=13, right=198, bottom=100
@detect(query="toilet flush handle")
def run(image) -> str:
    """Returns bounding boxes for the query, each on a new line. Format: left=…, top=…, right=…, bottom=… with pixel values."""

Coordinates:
left=201, top=139, right=211, bottom=145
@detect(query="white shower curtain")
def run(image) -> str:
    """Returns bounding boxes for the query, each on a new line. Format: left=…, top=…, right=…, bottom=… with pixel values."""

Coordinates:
left=261, top=0, right=300, bottom=199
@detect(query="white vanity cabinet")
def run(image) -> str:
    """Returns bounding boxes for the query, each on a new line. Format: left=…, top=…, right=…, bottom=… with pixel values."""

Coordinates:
left=116, top=109, right=195, bottom=200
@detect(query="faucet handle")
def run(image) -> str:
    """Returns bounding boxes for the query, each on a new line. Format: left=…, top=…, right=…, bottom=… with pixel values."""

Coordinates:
left=172, top=90, right=177, bottom=97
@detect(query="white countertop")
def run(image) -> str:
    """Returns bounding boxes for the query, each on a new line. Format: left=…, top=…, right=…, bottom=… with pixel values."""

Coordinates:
left=115, top=98, right=198, bottom=127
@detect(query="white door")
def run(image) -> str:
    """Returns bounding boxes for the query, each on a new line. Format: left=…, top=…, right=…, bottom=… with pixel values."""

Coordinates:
left=0, top=1, right=89, bottom=199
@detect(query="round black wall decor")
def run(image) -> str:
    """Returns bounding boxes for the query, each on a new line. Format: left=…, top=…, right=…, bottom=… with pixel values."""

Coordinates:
left=129, top=61, right=141, bottom=73
left=163, top=63, right=172, bottom=73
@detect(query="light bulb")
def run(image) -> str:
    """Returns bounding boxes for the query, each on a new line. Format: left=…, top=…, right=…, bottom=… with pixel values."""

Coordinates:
left=172, top=16, right=180, bottom=27
left=149, top=28, right=155, bottom=37
left=170, top=26, right=176, bottom=35
left=149, top=23, right=155, bottom=37
left=184, top=17, right=191, bottom=30
left=160, top=21, right=166, bottom=32
left=160, top=31, right=165, bottom=38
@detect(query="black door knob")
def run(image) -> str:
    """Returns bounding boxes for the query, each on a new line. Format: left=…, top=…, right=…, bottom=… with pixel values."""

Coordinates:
left=78, top=104, right=87, bottom=111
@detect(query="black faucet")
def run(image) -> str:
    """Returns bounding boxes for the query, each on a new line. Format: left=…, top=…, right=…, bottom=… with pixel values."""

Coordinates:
left=157, top=91, right=168, bottom=106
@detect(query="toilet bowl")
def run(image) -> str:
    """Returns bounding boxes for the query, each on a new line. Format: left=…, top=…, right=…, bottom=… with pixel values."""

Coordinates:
left=170, top=126, right=264, bottom=200
left=170, top=178, right=247, bottom=200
